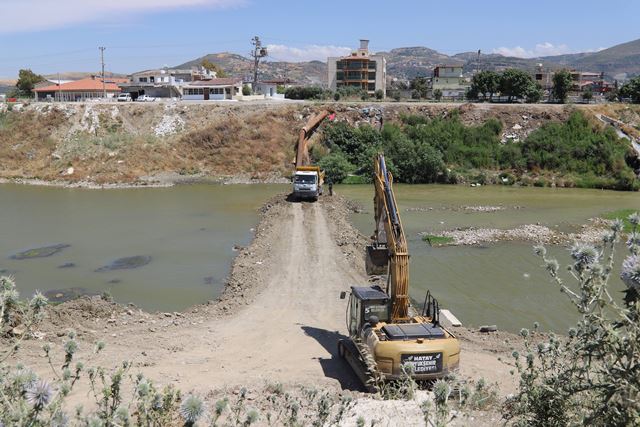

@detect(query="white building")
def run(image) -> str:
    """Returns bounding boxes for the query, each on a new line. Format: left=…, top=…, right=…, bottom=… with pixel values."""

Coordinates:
left=429, top=64, right=470, bottom=99
left=125, top=67, right=217, bottom=98
left=182, top=78, right=244, bottom=101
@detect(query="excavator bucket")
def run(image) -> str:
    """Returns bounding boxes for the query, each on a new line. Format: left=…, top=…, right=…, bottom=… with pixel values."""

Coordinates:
left=366, top=244, right=388, bottom=275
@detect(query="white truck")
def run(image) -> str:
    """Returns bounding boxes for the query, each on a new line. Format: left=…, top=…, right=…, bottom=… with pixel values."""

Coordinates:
left=293, top=166, right=324, bottom=201
left=291, top=111, right=332, bottom=202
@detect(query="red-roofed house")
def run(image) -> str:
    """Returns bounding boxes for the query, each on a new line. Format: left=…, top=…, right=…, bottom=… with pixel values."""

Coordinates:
left=34, top=77, right=122, bottom=101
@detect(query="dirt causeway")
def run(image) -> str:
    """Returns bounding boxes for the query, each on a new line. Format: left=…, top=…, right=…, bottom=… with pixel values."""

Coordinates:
left=11, top=193, right=517, bottom=422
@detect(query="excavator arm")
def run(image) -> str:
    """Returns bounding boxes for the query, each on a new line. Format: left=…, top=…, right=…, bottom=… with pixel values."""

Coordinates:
left=294, top=110, right=333, bottom=167
left=369, top=154, right=410, bottom=322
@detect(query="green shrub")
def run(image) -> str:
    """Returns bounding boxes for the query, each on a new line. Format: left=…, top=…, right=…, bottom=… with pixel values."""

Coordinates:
left=242, top=85, right=251, bottom=96
left=318, top=152, right=354, bottom=184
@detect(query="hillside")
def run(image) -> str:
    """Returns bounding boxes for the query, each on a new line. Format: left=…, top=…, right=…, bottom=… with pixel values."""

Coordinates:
left=550, top=38, right=640, bottom=78
left=174, top=38, right=640, bottom=83
left=175, top=52, right=327, bottom=84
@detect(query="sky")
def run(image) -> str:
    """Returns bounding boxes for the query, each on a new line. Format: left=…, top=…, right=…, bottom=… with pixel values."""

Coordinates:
left=0, top=0, right=639, bottom=78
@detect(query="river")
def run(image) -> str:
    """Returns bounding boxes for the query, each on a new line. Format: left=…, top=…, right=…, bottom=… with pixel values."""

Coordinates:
left=0, top=183, right=285, bottom=311
left=1, top=183, right=637, bottom=332
left=338, top=184, right=639, bottom=333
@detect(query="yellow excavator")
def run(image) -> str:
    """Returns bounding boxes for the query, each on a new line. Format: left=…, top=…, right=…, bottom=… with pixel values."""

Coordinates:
left=291, top=110, right=333, bottom=201
left=338, top=153, right=460, bottom=391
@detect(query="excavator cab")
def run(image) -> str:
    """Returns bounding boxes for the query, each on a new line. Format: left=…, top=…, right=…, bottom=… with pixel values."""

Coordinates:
left=346, top=285, right=390, bottom=336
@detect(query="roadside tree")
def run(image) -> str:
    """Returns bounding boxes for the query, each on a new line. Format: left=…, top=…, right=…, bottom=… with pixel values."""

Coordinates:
left=582, top=88, right=593, bottom=103
left=433, top=89, right=443, bottom=101
left=409, top=76, right=429, bottom=99
left=619, top=76, right=640, bottom=103
left=525, top=84, right=543, bottom=103
left=499, top=69, right=536, bottom=102
left=552, top=69, right=573, bottom=103
left=375, top=89, right=384, bottom=100
left=15, top=69, right=44, bottom=97
left=470, top=70, right=500, bottom=101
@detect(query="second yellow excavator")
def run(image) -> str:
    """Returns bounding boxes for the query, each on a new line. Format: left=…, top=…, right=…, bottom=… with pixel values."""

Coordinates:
left=339, top=153, right=460, bottom=391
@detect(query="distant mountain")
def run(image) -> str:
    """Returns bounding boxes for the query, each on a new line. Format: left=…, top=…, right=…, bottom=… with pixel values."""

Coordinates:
left=175, top=52, right=327, bottom=84
left=378, top=47, right=453, bottom=79
left=543, top=38, right=640, bottom=79
left=43, top=72, right=126, bottom=81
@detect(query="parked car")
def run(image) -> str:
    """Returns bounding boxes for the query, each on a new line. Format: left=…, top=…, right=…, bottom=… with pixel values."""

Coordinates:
left=117, top=93, right=132, bottom=102
left=136, top=95, right=156, bottom=102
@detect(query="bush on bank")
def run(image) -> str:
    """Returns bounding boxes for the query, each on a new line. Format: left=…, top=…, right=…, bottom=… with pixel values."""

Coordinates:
left=318, top=111, right=639, bottom=190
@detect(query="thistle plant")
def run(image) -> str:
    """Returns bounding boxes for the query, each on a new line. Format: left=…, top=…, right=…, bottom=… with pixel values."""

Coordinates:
left=505, top=212, right=640, bottom=425
left=179, top=394, right=205, bottom=426
left=1, top=275, right=48, bottom=361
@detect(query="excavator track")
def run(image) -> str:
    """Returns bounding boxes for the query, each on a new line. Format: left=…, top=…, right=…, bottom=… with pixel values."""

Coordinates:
left=338, top=339, right=384, bottom=393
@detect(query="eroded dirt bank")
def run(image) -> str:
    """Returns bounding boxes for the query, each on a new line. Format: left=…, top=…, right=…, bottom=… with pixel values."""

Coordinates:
left=9, top=194, right=518, bottom=425
left=0, top=101, right=599, bottom=187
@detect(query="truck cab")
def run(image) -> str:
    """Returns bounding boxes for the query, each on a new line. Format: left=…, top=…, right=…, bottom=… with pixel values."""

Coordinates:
left=292, top=167, right=323, bottom=201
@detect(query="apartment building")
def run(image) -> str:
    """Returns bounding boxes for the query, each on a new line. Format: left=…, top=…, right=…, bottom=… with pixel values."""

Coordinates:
left=328, top=40, right=386, bottom=97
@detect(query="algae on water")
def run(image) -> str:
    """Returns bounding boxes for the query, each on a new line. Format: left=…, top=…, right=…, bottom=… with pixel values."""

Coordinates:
left=10, top=244, right=71, bottom=260
left=96, top=255, right=152, bottom=272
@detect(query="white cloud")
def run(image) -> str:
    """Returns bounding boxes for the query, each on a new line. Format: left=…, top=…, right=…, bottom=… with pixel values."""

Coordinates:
left=0, top=0, right=245, bottom=33
left=492, top=42, right=606, bottom=58
left=266, top=44, right=352, bottom=62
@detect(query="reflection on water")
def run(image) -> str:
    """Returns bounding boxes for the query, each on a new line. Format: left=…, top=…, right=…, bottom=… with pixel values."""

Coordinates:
left=338, top=184, right=639, bottom=332
left=0, top=183, right=286, bottom=311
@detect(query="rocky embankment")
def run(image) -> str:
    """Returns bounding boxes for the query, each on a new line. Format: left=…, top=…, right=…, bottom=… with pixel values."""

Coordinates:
left=428, top=218, right=612, bottom=246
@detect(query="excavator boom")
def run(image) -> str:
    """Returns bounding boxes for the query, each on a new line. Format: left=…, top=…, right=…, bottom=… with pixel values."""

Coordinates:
left=369, top=154, right=410, bottom=322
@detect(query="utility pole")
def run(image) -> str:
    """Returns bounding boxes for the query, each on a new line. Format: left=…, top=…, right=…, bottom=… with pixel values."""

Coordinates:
left=250, top=36, right=267, bottom=94
left=99, top=46, right=106, bottom=99
left=57, top=72, right=62, bottom=102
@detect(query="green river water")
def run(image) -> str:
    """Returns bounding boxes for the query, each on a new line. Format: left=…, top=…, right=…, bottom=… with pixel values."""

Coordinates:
left=1, top=183, right=637, bottom=332
left=338, top=184, right=639, bottom=333
left=0, top=184, right=285, bottom=311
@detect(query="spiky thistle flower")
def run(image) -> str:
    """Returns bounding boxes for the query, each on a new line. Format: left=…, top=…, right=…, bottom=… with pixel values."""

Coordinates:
left=25, top=380, right=53, bottom=409
left=245, top=408, right=259, bottom=425
left=137, top=380, right=151, bottom=397
left=570, top=243, right=599, bottom=270
left=533, top=245, right=546, bottom=257
left=611, top=219, right=624, bottom=233
left=64, top=340, right=78, bottom=356
left=545, top=259, right=560, bottom=275
left=0, top=275, right=16, bottom=291
left=628, top=212, right=640, bottom=227
left=627, top=232, right=640, bottom=253
left=433, top=379, right=450, bottom=405
left=29, top=291, right=48, bottom=312
left=179, top=394, right=205, bottom=425
left=621, top=254, right=640, bottom=292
